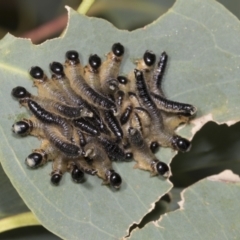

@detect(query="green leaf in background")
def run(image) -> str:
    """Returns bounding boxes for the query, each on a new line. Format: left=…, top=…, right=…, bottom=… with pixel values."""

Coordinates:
left=0, top=212, right=40, bottom=233
left=171, top=121, right=240, bottom=188
left=0, top=164, right=29, bottom=220
left=0, top=226, right=60, bottom=240
left=130, top=170, right=240, bottom=239
left=0, top=163, right=40, bottom=233
left=0, top=0, right=240, bottom=239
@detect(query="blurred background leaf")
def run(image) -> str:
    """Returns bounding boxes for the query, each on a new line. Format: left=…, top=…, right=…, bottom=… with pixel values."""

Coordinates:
left=0, top=0, right=239, bottom=43
left=0, top=226, right=60, bottom=240
left=0, top=161, right=53, bottom=236
left=171, top=121, right=240, bottom=188
left=0, top=164, right=28, bottom=220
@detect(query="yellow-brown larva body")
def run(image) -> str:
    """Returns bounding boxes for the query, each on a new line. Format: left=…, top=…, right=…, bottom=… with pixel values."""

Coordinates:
left=84, top=139, right=113, bottom=183
left=84, top=62, right=102, bottom=92
left=11, top=43, right=196, bottom=187
left=128, top=51, right=156, bottom=93
left=31, top=70, right=71, bottom=105
left=99, top=43, right=124, bottom=95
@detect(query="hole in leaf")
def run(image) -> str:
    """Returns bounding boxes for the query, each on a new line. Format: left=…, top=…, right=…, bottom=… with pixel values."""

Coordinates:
left=171, top=121, right=240, bottom=187
left=127, top=194, right=169, bottom=237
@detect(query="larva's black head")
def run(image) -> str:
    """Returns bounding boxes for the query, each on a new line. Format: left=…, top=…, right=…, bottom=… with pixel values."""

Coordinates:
left=66, top=50, right=79, bottom=64
left=11, top=86, right=30, bottom=99
left=172, top=136, right=191, bottom=152
left=156, top=161, right=169, bottom=176
left=51, top=172, right=62, bottom=185
left=125, top=152, right=133, bottom=161
left=12, top=120, right=32, bottom=135
left=25, top=152, right=43, bottom=168
left=71, top=165, right=84, bottom=183
left=109, top=170, right=122, bottom=188
left=89, top=54, right=101, bottom=70
left=117, top=76, right=128, bottom=85
left=30, top=66, right=44, bottom=79
left=112, top=43, right=124, bottom=57
left=50, top=62, right=64, bottom=77
left=143, top=51, right=156, bottom=66
left=150, top=141, right=159, bottom=154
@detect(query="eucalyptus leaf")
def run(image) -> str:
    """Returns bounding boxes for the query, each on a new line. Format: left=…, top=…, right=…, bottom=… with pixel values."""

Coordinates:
left=0, top=0, right=240, bottom=239
left=130, top=171, right=240, bottom=240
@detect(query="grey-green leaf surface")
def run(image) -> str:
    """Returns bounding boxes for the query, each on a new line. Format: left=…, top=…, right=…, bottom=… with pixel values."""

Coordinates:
left=0, top=0, right=240, bottom=239
left=130, top=171, right=240, bottom=240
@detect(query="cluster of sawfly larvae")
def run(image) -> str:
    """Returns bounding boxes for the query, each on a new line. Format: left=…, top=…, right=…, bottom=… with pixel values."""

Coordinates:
left=11, top=43, right=197, bottom=189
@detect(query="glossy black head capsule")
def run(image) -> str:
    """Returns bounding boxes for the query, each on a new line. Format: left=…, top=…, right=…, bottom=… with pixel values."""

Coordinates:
left=29, top=66, right=44, bottom=79
left=143, top=51, right=156, bottom=66
left=150, top=141, right=159, bottom=154
left=66, top=50, right=79, bottom=64
left=172, top=136, right=191, bottom=152
left=156, top=161, right=169, bottom=176
left=89, top=54, right=101, bottom=70
left=109, top=170, right=122, bottom=188
left=11, top=86, right=30, bottom=99
left=117, top=76, right=128, bottom=85
left=51, top=172, right=62, bottom=185
left=25, top=152, right=43, bottom=168
left=125, top=152, right=133, bottom=161
left=12, top=120, right=32, bottom=135
left=112, top=43, right=124, bottom=57
left=71, top=165, right=84, bottom=183
left=50, top=62, right=64, bottom=77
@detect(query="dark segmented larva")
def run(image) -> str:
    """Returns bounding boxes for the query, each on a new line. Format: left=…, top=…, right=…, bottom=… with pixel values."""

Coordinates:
left=120, top=105, right=133, bottom=125
left=76, top=129, right=86, bottom=147
left=73, top=118, right=100, bottom=136
left=98, top=135, right=126, bottom=161
left=102, top=110, right=123, bottom=139
left=134, top=69, right=160, bottom=117
left=150, top=92, right=197, bottom=116
left=26, top=99, right=73, bottom=140
left=44, top=125, right=83, bottom=158
left=151, top=51, right=168, bottom=96
left=11, top=43, right=197, bottom=188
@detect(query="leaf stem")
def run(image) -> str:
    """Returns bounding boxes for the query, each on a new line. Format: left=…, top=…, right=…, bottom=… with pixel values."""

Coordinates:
left=0, top=212, right=40, bottom=233
left=77, top=0, right=95, bottom=15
